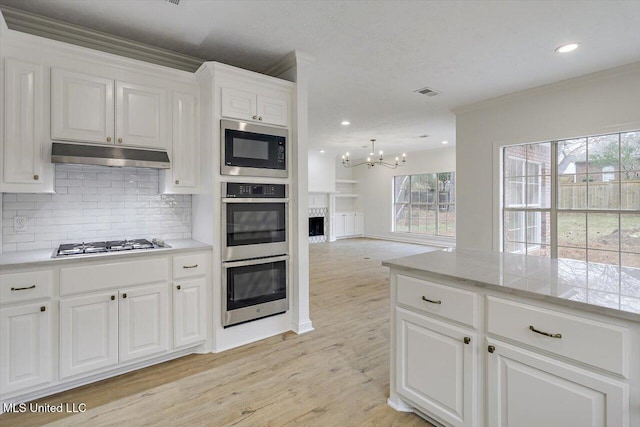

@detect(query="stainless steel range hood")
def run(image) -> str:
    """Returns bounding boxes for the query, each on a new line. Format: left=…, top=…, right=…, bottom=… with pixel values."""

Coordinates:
left=51, top=142, right=170, bottom=169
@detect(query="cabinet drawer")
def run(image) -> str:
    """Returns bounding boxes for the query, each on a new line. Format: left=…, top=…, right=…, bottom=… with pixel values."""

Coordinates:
left=173, top=252, right=208, bottom=279
left=0, top=270, right=53, bottom=303
left=397, top=275, right=478, bottom=328
left=60, top=257, right=169, bottom=295
left=487, top=296, right=629, bottom=376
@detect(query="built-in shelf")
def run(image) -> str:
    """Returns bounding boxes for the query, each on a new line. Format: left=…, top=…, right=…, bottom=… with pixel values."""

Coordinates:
left=335, top=179, right=359, bottom=184
left=334, top=193, right=359, bottom=198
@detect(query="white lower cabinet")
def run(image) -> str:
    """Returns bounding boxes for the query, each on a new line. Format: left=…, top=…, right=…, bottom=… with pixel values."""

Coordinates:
left=487, top=339, right=627, bottom=427
left=396, top=308, right=476, bottom=427
left=59, top=283, right=169, bottom=378
left=118, top=284, right=169, bottom=362
left=333, top=212, right=365, bottom=238
left=173, top=278, right=207, bottom=348
left=59, top=292, right=119, bottom=378
left=0, top=302, right=52, bottom=394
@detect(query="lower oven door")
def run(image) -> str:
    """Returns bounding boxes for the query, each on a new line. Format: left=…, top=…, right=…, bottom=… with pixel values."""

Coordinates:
left=222, top=255, right=289, bottom=327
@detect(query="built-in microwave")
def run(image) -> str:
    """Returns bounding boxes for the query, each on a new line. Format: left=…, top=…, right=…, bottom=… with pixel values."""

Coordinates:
left=221, top=119, right=287, bottom=178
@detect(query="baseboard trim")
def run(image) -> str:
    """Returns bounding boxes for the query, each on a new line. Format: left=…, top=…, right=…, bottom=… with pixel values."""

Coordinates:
left=365, top=233, right=456, bottom=248
left=387, top=397, right=414, bottom=412
left=292, top=320, right=314, bottom=334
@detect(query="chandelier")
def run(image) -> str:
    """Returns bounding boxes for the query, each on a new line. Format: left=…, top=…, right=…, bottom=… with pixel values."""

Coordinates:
left=342, top=139, right=406, bottom=169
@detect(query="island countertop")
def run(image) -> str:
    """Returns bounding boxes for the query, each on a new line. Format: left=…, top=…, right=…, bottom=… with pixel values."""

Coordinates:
left=382, top=248, right=640, bottom=323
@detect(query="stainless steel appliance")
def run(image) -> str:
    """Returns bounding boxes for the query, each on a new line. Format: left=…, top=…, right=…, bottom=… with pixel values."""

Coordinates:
left=221, top=119, right=287, bottom=177
left=52, top=142, right=170, bottom=169
left=222, top=254, right=289, bottom=327
left=55, top=239, right=167, bottom=257
left=222, top=182, right=288, bottom=261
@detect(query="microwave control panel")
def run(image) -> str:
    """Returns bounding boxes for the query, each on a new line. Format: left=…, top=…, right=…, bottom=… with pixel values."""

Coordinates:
left=224, top=183, right=287, bottom=198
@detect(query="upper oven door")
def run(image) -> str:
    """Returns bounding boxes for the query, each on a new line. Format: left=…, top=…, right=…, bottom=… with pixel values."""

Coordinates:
left=222, top=198, right=288, bottom=261
left=221, top=119, right=288, bottom=178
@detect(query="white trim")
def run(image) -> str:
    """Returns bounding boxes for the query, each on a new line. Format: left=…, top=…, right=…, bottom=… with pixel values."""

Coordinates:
left=366, top=233, right=455, bottom=248
left=292, top=320, right=315, bottom=334
left=387, top=397, right=414, bottom=412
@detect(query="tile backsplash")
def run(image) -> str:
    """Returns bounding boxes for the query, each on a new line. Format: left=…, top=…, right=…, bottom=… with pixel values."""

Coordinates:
left=2, top=164, right=192, bottom=252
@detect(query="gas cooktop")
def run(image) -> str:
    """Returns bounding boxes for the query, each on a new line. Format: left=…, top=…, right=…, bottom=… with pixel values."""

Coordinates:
left=55, top=239, right=168, bottom=257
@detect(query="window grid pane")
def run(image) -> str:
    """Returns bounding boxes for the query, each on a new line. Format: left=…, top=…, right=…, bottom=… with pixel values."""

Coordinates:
left=503, top=130, right=640, bottom=269
left=393, top=172, right=455, bottom=237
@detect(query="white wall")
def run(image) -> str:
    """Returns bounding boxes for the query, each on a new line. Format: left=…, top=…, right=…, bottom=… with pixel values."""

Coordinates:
left=455, top=62, right=640, bottom=251
left=353, top=146, right=456, bottom=244
left=308, top=151, right=336, bottom=193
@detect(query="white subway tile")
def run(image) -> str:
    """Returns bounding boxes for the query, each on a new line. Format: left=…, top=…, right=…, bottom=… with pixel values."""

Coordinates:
left=2, top=194, right=17, bottom=202
left=3, top=243, right=17, bottom=252
left=4, top=233, right=35, bottom=243
left=16, top=241, right=53, bottom=251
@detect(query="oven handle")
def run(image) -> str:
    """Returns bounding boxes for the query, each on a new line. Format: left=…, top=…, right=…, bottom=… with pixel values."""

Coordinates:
left=222, top=254, right=289, bottom=268
left=222, top=198, right=289, bottom=203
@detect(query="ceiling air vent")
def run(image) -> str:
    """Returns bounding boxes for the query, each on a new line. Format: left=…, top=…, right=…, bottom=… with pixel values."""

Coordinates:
left=414, top=87, right=441, bottom=97
left=164, top=0, right=181, bottom=5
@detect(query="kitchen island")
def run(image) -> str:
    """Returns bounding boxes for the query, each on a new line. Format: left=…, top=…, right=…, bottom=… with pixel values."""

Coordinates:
left=383, top=248, right=640, bottom=427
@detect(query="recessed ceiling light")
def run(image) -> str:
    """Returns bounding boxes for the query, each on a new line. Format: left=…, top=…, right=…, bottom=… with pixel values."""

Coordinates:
left=320, top=150, right=325, bottom=153
left=555, top=43, right=579, bottom=53
left=341, top=121, right=350, bottom=126
left=442, top=140, right=449, bottom=144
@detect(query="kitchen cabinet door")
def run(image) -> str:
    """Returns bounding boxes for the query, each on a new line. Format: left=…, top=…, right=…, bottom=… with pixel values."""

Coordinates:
left=116, top=81, right=168, bottom=150
left=60, top=292, right=118, bottom=379
left=3, top=58, right=53, bottom=192
left=0, top=302, right=52, bottom=395
left=161, top=91, right=199, bottom=193
left=257, top=93, right=288, bottom=127
left=173, top=278, right=207, bottom=348
left=221, top=87, right=256, bottom=122
left=118, top=283, right=169, bottom=362
left=344, top=213, right=356, bottom=236
left=51, top=68, right=114, bottom=144
left=487, top=339, right=626, bottom=427
left=396, top=308, right=477, bottom=427
left=354, top=212, right=365, bottom=235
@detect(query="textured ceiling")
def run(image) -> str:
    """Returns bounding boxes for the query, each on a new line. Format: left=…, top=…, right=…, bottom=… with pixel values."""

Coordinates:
left=1, top=0, right=639, bottom=157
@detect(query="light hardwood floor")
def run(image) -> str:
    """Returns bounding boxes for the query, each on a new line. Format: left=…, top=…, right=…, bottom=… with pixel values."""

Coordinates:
left=1, top=238, right=436, bottom=426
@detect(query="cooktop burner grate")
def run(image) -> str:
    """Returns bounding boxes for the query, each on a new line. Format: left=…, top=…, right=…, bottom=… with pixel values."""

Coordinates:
left=55, top=239, right=160, bottom=257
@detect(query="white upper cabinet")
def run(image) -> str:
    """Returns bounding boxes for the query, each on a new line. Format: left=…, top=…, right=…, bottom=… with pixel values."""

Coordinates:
left=2, top=58, right=53, bottom=193
left=160, top=90, right=199, bottom=193
left=221, top=86, right=288, bottom=127
left=116, top=81, right=168, bottom=150
left=51, top=68, right=168, bottom=150
left=51, top=68, right=114, bottom=144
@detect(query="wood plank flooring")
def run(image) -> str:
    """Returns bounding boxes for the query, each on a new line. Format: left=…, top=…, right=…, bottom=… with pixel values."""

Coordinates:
left=0, top=238, right=436, bottom=426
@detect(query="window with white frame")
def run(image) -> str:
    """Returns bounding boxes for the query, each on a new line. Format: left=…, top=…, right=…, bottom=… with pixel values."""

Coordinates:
left=502, top=131, right=640, bottom=270
left=393, top=172, right=455, bottom=237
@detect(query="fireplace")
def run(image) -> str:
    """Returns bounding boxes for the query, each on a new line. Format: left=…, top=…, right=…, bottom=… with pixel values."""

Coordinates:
left=309, top=217, right=324, bottom=237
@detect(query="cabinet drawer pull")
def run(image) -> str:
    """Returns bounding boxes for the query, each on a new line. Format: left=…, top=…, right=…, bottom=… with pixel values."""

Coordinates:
left=118, top=138, right=123, bottom=143
left=421, top=296, right=442, bottom=305
left=252, top=115, right=258, bottom=120
left=106, top=136, right=112, bottom=142
left=11, top=285, right=36, bottom=291
left=33, top=174, right=39, bottom=180
left=40, top=306, right=46, bottom=312
left=258, top=116, right=263, bottom=121
left=122, top=293, right=127, bottom=299
left=183, top=264, right=198, bottom=269
left=529, top=325, right=562, bottom=339
left=463, top=337, right=471, bottom=344
left=175, top=180, right=180, bottom=185
left=177, top=285, right=181, bottom=290
left=111, top=295, right=115, bottom=301
left=488, top=345, right=495, bottom=353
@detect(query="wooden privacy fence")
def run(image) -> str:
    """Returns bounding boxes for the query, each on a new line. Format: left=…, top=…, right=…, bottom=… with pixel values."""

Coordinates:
left=558, top=180, right=640, bottom=208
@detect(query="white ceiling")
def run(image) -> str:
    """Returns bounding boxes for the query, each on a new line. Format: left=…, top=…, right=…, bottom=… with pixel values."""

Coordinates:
left=2, top=0, right=639, bottom=158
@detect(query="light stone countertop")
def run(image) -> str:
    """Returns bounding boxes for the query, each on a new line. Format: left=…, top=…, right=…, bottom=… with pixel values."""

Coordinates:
left=0, top=239, right=212, bottom=269
left=382, top=248, right=640, bottom=323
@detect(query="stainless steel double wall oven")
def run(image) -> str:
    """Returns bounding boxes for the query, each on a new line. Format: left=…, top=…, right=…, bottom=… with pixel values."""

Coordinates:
left=221, top=182, right=289, bottom=327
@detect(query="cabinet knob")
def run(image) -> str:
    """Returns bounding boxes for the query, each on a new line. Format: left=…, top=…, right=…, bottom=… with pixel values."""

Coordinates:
left=464, top=337, right=471, bottom=344
left=33, top=174, right=39, bottom=181
left=122, top=293, right=127, bottom=299
left=111, top=295, right=115, bottom=301
left=258, top=116, right=263, bottom=121
left=106, top=136, right=112, bottom=142
left=175, top=180, right=180, bottom=185
left=40, top=306, right=46, bottom=312
left=177, top=285, right=181, bottom=290
left=252, top=115, right=258, bottom=120
left=118, top=138, right=123, bottom=143
left=488, top=345, right=496, bottom=353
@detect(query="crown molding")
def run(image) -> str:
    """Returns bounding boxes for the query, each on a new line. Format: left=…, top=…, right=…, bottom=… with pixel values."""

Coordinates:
left=263, top=50, right=316, bottom=77
left=0, top=5, right=204, bottom=73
